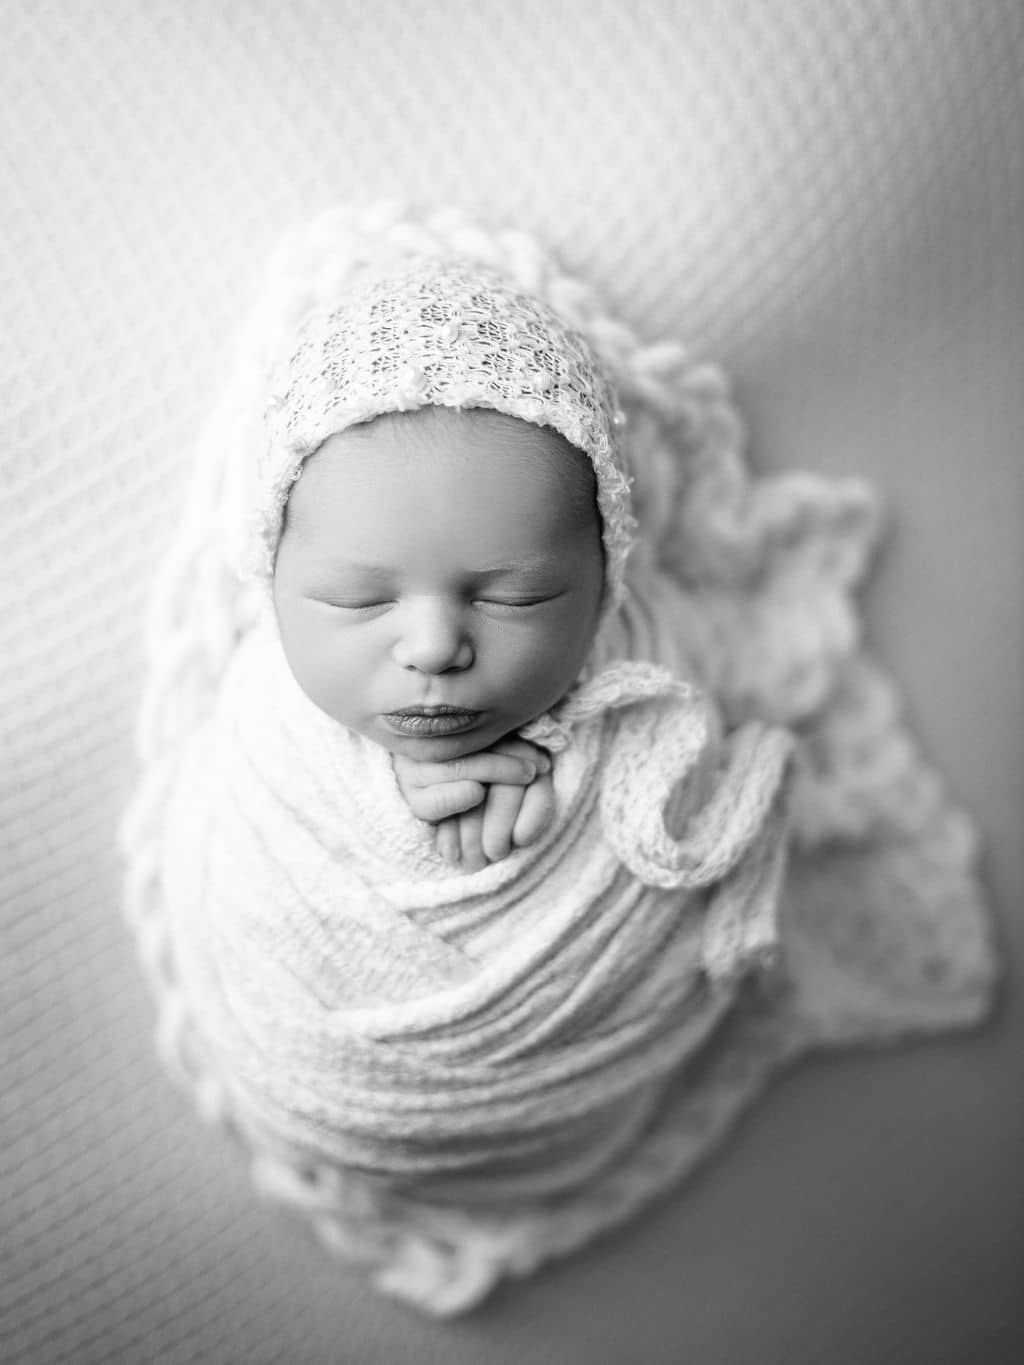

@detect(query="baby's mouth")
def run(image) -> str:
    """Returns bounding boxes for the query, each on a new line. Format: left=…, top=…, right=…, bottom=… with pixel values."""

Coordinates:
left=382, top=706, right=483, bottom=737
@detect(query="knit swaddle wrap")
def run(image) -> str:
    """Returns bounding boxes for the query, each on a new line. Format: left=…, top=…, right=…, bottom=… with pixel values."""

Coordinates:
left=162, top=617, right=792, bottom=1210
left=123, top=204, right=996, bottom=1316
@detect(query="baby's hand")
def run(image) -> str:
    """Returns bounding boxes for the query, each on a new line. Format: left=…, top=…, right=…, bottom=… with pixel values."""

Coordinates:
left=392, top=738, right=554, bottom=871
left=437, top=765, right=555, bottom=870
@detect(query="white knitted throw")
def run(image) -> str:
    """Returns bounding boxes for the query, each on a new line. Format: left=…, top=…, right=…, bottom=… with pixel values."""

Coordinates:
left=121, top=204, right=996, bottom=1316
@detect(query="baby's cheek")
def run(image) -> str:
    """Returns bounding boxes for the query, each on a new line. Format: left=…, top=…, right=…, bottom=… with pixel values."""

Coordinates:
left=272, top=600, right=358, bottom=724
left=500, top=624, right=584, bottom=710
left=309, top=637, right=371, bottom=716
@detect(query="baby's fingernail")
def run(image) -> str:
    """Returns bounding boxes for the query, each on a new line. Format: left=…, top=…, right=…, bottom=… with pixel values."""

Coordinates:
left=537, top=754, right=551, bottom=773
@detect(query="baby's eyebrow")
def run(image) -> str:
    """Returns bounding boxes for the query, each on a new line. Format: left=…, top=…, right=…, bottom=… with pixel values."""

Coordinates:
left=329, top=560, right=394, bottom=579
left=316, top=556, right=563, bottom=580
left=471, top=556, right=564, bottom=580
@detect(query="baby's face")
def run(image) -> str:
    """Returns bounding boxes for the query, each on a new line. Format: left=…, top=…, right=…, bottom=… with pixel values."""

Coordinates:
left=273, top=406, right=605, bottom=760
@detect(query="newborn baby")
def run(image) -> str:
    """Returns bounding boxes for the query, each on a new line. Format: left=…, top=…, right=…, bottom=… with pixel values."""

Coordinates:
left=124, top=208, right=995, bottom=1316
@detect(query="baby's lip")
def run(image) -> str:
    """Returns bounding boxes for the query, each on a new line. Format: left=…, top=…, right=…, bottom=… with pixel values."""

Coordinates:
left=390, top=705, right=481, bottom=716
left=382, top=706, right=483, bottom=737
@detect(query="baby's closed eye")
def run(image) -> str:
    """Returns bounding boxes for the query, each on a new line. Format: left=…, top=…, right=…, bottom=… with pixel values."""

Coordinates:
left=309, top=596, right=395, bottom=616
left=472, top=591, right=566, bottom=614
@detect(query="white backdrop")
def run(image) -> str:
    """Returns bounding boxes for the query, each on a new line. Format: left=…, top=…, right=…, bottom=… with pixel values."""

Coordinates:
left=3, top=3, right=1022, bottom=1362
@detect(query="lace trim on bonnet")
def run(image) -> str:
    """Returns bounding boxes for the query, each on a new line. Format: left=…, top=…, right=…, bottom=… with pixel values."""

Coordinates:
left=121, top=202, right=996, bottom=1317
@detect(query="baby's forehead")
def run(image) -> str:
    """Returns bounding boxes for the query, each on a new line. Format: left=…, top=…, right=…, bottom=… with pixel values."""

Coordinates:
left=287, top=406, right=599, bottom=530
left=346, top=405, right=573, bottom=460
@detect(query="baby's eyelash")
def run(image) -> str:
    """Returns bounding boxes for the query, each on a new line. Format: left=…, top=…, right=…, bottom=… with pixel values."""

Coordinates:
left=308, top=594, right=561, bottom=614
left=317, top=598, right=393, bottom=613
left=473, top=595, right=557, bottom=612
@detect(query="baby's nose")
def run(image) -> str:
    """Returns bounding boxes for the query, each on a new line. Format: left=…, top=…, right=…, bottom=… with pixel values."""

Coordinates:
left=392, top=599, right=474, bottom=674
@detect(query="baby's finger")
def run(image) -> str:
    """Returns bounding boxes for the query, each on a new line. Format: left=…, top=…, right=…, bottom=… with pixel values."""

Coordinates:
left=406, top=779, right=485, bottom=823
left=403, top=752, right=540, bottom=790
left=481, top=782, right=526, bottom=863
left=489, top=738, right=552, bottom=773
left=512, top=772, right=555, bottom=848
left=435, top=817, right=462, bottom=866
left=457, top=806, right=488, bottom=872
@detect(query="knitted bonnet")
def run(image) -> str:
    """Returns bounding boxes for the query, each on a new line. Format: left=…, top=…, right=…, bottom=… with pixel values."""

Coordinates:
left=237, top=256, right=636, bottom=603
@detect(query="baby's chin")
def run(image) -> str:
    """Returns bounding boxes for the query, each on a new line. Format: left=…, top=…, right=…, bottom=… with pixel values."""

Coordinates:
left=371, top=724, right=513, bottom=763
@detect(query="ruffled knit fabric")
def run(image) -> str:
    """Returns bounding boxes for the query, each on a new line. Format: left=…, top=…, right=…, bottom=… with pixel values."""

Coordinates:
left=120, top=203, right=996, bottom=1316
